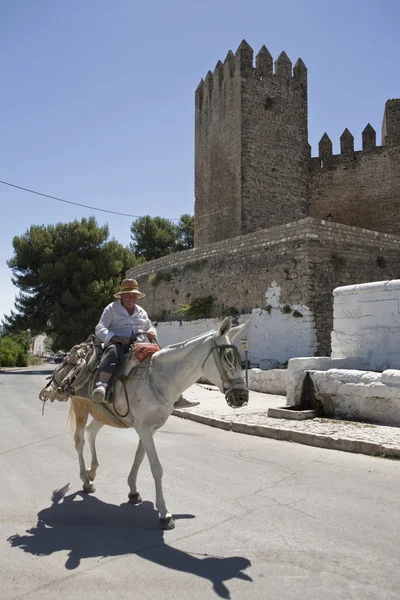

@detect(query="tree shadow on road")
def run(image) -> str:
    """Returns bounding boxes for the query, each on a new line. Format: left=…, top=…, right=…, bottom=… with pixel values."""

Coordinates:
left=7, top=484, right=252, bottom=599
left=0, top=369, right=54, bottom=376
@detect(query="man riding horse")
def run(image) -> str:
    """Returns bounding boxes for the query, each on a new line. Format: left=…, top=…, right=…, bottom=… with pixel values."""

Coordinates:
left=93, top=278, right=198, bottom=408
left=93, top=279, right=157, bottom=403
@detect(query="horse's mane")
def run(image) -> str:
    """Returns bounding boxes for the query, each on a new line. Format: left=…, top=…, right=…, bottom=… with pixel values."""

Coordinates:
left=156, top=329, right=215, bottom=354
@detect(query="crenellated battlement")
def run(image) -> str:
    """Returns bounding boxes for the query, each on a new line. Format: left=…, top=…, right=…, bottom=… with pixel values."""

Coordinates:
left=314, top=122, right=390, bottom=168
left=195, top=39, right=307, bottom=110
left=315, top=99, right=400, bottom=168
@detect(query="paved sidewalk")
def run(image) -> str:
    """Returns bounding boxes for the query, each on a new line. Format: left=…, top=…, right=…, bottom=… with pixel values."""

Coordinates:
left=173, top=384, right=400, bottom=459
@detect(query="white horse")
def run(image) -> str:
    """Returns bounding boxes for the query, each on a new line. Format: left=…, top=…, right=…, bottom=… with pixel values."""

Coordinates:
left=68, top=317, right=248, bottom=529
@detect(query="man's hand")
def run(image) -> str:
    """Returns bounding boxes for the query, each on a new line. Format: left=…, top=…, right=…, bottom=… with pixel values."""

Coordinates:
left=147, top=332, right=156, bottom=341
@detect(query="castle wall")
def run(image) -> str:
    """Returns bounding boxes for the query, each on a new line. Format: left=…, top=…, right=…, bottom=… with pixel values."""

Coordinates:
left=127, top=219, right=317, bottom=367
left=304, top=220, right=400, bottom=354
left=309, top=146, right=400, bottom=234
left=127, top=218, right=313, bottom=321
left=127, top=218, right=400, bottom=363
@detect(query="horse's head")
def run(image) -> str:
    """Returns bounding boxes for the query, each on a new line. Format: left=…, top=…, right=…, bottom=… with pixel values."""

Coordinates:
left=203, top=317, right=249, bottom=409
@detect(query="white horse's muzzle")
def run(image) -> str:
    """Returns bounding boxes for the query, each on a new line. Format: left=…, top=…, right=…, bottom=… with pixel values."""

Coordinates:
left=225, top=387, right=249, bottom=408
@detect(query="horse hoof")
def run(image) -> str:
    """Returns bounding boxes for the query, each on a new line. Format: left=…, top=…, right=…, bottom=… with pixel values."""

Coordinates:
left=83, top=483, right=96, bottom=494
left=159, top=516, right=175, bottom=530
left=128, top=492, right=142, bottom=505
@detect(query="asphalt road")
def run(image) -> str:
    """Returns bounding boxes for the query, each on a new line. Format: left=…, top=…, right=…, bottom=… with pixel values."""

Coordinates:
left=1, top=366, right=400, bottom=600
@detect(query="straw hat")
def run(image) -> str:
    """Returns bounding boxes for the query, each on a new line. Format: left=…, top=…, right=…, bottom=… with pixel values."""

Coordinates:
left=114, top=279, right=146, bottom=299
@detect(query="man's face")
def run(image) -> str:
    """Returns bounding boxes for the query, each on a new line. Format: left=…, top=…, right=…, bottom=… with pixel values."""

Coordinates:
left=121, top=293, right=137, bottom=311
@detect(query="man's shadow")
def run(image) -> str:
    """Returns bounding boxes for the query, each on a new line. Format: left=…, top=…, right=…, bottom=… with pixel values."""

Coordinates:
left=8, top=485, right=252, bottom=599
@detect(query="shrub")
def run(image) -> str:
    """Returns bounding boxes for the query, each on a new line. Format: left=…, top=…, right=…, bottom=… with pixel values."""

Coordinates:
left=177, top=296, right=213, bottom=320
left=330, top=253, right=346, bottom=271
left=376, top=255, right=386, bottom=268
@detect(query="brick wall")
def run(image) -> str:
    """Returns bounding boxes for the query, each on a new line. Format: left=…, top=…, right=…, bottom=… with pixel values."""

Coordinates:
left=309, top=146, right=400, bottom=235
left=127, top=218, right=400, bottom=359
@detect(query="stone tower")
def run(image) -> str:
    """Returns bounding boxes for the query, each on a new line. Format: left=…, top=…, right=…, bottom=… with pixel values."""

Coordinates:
left=382, top=99, right=400, bottom=146
left=194, top=40, right=309, bottom=245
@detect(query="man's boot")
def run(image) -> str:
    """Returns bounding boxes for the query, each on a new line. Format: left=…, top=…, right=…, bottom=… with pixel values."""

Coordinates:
left=92, top=382, right=108, bottom=403
left=174, top=394, right=200, bottom=409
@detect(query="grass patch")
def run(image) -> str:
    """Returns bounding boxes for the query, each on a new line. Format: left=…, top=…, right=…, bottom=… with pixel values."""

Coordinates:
left=281, top=304, right=292, bottom=314
left=148, top=271, right=172, bottom=287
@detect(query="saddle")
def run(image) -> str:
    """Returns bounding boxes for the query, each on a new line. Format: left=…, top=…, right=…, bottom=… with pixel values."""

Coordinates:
left=39, top=335, right=161, bottom=405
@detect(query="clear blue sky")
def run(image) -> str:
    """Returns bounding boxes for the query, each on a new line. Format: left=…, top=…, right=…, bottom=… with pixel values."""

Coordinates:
left=0, top=0, right=399, bottom=322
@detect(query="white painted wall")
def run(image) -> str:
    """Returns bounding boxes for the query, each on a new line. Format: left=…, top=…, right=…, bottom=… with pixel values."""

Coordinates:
left=331, top=280, right=400, bottom=370
left=156, top=282, right=317, bottom=369
left=30, top=333, right=47, bottom=356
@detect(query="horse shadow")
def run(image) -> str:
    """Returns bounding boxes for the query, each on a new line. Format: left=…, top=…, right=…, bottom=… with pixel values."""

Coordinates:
left=7, top=485, right=252, bottom=599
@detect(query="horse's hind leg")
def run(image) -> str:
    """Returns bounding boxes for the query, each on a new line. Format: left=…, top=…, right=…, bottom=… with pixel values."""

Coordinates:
left=70, top=399, right=94, bottom=493
left=86, top=419, right=104, bottom=482
left=127, top=439, right=145, bottom=504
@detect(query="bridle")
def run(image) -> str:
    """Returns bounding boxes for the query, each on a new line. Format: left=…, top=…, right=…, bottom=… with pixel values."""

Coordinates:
left=202, top=333, right=249, bottom=408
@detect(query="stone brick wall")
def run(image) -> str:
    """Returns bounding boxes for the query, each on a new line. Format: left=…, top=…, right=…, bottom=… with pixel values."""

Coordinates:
left=194, top=41, right=309, bottom=246
left=304, top=220, right=400, bottom=354
left=195, top=52, right=242, bottom=245
left=309, top=146, right=400, bottom=235
left=127, top=218, right=400, bottom=361
left=128, top=218, right=312, bottom=322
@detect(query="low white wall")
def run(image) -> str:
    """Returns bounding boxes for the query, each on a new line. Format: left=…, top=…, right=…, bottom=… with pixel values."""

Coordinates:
left=156, top=282, right=317, bottom=369
left=310, top=368, right=400, bottom=426
left=331, top=279, right=400, bottom=370
left=247, top=368, right=287, bottom=396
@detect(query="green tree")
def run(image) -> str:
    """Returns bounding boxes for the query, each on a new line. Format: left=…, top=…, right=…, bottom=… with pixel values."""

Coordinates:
left=130, top=216, right=177, bottom=261
left=5, top=217, right=138, bottom=352
left=176, top=214, right=194, bottom=251
left=130, top=214, right=194, bottom=260
left=0, top=331, right=29, bottom=367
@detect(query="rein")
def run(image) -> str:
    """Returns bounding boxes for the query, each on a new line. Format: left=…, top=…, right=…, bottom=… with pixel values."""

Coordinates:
left=202, top=333, right=245, bottom=396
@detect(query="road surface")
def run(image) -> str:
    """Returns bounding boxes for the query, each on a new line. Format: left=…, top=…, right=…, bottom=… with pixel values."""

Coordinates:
left=1, top=366, right=399, bottom=599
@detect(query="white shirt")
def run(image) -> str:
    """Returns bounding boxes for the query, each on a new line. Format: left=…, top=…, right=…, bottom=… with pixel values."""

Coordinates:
left=95, top=301, right=157, bottom=346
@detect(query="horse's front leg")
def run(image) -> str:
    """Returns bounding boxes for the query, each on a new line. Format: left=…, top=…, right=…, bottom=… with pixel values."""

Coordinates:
left=70, top=400, right=94, bottom=493
left=127, top=439, right=145, bottom=504
left=136, top=424, right=175, bottom=530
left=86, top=418, right=104, bottom=482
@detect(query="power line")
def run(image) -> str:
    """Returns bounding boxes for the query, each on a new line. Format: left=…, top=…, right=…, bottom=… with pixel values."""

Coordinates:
left=0, top=178, right=231, bottom=221
left=0, top=179, right=181, bottom=220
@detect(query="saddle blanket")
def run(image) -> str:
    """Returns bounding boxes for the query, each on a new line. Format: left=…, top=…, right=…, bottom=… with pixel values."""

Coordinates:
left=131, top=342, right=161, bottom=363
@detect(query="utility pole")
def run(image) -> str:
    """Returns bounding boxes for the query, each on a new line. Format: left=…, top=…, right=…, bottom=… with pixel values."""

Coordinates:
left=0, top=324, right=3, bottom=370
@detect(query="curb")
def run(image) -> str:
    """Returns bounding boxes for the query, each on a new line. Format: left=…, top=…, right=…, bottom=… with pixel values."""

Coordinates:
left=172, top=409, right=400, bottom=459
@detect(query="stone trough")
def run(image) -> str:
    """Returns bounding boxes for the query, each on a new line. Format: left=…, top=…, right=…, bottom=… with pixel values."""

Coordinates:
left=272, top=280, right=400, bottom=427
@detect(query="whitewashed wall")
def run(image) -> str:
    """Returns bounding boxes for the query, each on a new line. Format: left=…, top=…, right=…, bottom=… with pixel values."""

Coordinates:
left=156, top=282, right=317, bottom=368
left=331, top=280, right=400, bottom=370
left=30, top=333, right=47, bottom=356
